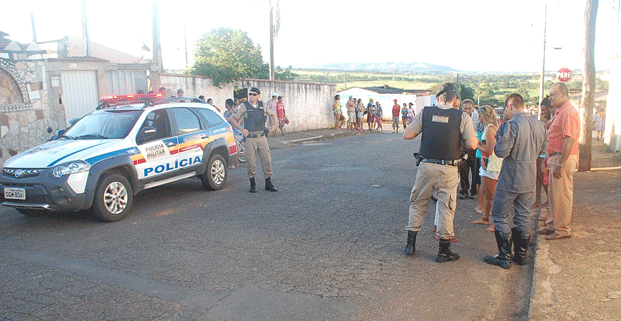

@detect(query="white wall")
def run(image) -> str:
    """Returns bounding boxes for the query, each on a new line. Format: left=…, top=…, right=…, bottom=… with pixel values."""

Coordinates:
left=160, top=74, right=337, bottom=132
left=605, top=56, right=621, bottom=152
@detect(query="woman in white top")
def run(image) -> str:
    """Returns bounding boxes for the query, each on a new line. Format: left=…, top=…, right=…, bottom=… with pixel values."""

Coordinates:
left=471, top=105, right=503, bottom=232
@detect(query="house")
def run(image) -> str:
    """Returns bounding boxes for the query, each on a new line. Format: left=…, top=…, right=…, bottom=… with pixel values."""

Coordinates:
left=0, top=32, right=157, bottom=165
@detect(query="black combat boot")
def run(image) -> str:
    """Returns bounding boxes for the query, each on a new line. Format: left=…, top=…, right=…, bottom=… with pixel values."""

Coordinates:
left=435, top=238, right=460, bottom=263
left=512, top=227, right=529, bottom=266
left=484, top=230, right=512, bottom=269
left=249, top=177, right=257, bottom=193
left=265, top=177, right=278, bottom=192
left=404, top=231, right=417, bottom=256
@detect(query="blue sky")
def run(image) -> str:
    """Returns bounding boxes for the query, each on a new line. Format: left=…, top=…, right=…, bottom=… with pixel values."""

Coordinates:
left=2, top=0, right=619, bottom=72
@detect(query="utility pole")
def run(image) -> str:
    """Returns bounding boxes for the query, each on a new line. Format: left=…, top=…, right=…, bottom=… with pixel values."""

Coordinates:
left=269, top=0, right=275, bottom=80
left=152, top=0, right=163, bottom=73
left=538, top=5, right=547, bottom=119
left=184, top=26, right=188, bottom=70
left=30, top=14, right=37, bottom=43
left=579, top=0, right=599, bottom=172
left=81, top=0, right=91, bottom=57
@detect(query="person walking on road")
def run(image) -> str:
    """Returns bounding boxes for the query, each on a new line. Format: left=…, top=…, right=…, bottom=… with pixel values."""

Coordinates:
left=401, top=103, right=409, bottom=130
left=483, top=93, right=548, bottom=269
left=228, top=87, right=279, bottom=193
left=276, top=96, right=287, bottom=136
left=392, top=99, right=400, bottom=133
left=537, top=83, right=580, bottom=240
left=403, top=83, right=478, bottom=263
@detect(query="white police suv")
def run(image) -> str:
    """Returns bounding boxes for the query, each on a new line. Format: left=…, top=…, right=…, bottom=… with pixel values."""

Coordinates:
left=0, top=93, right=237, bottom=221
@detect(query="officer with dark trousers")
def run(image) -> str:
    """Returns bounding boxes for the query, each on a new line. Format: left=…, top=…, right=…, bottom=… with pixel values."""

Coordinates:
left=403, top=83, right=478, bottom=263
left=229, top=87, right=279, bottom=193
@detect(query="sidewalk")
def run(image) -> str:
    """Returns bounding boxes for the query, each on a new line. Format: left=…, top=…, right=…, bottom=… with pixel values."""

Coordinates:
left=266, top=127, right=377, bottom=150
left=529, top=140, right=621, bottom=320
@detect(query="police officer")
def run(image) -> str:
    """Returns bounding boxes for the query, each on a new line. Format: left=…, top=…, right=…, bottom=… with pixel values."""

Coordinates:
left=403, top=83, right=478, bottom=263
left=228, top=87, right=279, bottom=193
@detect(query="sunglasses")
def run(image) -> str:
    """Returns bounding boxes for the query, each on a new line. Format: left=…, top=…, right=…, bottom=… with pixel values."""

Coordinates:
left=249, top=93, right=259, bottom=96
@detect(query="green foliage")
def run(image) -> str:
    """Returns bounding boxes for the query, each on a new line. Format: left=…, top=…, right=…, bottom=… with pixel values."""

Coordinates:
left=459, top=85, right=475, bottom=101
left=191, top=28, right=264, bottom=86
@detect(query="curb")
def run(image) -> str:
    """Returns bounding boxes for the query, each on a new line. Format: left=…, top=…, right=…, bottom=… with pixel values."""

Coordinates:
left=268, top=130, right=376, bottom=150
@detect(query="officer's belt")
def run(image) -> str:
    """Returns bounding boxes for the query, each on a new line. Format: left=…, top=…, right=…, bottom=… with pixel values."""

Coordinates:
left=549, top=152, right=562, bottom=157
left=421, top=158, right=460, bottom=166
left=247, top=133, right=266, bottom=138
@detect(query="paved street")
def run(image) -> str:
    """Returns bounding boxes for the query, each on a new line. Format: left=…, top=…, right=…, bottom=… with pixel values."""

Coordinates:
left=0, top=132, right=534, bottom=320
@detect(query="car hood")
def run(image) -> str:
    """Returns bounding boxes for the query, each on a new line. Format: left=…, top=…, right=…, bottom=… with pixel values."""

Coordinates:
left=4, top=139, right=118, bottom=168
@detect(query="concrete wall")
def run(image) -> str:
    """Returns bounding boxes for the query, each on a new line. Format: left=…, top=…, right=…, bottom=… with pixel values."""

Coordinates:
left=606, top=56, right=621, bottom=152
left=161, top=74, right=337, bottom=132
left=237, top=79, right=336, bottom=132
left=159, top=73, right=233, bottom=111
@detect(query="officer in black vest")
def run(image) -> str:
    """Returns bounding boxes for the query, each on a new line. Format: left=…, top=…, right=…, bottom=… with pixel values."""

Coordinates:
left=229, top=87, right=279, bottom=193
left=403, top=83, right=478, bottom=263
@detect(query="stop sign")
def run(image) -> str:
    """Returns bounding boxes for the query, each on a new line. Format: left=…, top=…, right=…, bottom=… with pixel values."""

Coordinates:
left=557, top=68, right=572, bottom=82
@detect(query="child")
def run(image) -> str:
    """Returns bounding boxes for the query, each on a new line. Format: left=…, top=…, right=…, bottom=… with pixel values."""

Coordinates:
left=375, top=102, right=383, bottom=132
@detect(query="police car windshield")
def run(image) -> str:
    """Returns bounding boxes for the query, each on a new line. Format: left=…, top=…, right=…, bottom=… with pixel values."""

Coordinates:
left=63, top=110, right=141, bottom=140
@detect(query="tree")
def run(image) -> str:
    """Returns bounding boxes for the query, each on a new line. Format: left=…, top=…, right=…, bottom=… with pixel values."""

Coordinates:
left=579, top=0, right=598, bottom=171
left=459, top=85, right=475, bottom=102
left=191, top=28, right=264, bottom=86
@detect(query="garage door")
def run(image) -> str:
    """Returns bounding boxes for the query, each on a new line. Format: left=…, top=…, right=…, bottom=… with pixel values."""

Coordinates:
left=61, top=71, right=99, bottom=121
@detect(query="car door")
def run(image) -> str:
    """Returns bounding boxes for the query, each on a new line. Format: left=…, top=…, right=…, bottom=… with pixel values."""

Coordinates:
left=134, top=108, right=178, bottom=182
left=169, top=107, right=207, bottom=174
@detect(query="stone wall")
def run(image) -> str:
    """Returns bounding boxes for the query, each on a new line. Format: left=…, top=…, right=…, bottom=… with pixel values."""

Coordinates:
left=0, top=59, right=63, bottom=167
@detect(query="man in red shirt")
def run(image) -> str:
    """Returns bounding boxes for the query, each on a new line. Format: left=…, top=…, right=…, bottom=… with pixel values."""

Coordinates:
left=538, top=83, right=580, bottom=240
left=392, top=99, right=400, bottom=133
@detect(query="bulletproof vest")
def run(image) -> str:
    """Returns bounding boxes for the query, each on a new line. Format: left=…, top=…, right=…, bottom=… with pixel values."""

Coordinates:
left=243, top=101, right=267, bottom=132
left=418, top=106, right=462, bottom=160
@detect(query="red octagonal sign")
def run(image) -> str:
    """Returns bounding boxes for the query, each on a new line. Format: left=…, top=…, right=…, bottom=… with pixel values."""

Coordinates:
left=557, top=68, right=572, bottom=83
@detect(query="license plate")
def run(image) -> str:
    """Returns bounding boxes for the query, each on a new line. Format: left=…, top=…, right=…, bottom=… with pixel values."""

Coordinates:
left=4, top=187, right=26, bottom=200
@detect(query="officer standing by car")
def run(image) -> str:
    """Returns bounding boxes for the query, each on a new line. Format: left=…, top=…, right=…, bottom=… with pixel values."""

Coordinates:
left=403, top=83, right=478, bottom=263
left=228, top=87, right=279, bottom=193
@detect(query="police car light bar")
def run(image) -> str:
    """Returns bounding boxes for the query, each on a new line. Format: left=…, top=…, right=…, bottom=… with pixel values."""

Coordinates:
left=100, top=92, right=164, bottom=105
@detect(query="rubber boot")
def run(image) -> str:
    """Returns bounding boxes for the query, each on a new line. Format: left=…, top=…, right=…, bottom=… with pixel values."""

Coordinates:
left=512, top=227, right=529, bottom=266
left=484, top=230, right=512, bottom=269
left=249, top=177, right=257, bottom=193
left=435, top=238, right=459, bottom=263
left=265, top=177, right=278, bottom=192
left=404, top=231, right=417, bottom=256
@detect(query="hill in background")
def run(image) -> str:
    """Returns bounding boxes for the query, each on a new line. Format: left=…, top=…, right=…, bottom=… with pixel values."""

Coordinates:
left=296, top=62, right=458, bottom=74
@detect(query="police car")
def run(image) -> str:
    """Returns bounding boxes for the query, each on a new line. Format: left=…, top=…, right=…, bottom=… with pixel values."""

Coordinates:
left=0, top=93, right=237, bottom=222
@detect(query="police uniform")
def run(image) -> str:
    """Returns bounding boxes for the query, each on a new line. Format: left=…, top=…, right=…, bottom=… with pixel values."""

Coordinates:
left=403, top=83, right=477, bottom=262
left=231, top=88, right=278, bottom=193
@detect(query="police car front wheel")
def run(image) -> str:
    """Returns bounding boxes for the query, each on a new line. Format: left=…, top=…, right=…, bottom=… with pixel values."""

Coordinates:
left=92, top=173, right=133, bottom=222
left=201, top=154, right=227, bottom=191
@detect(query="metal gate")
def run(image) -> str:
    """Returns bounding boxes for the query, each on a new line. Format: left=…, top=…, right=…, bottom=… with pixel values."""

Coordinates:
left=61, top=71, right=99, bottom=121
left=104, top=70, right=148, bottom=96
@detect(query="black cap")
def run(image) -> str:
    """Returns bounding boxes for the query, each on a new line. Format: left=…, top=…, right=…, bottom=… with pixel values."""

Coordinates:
left=436, top=83, right=457, bottom=98
left=249, top=87, right=261, bottom=95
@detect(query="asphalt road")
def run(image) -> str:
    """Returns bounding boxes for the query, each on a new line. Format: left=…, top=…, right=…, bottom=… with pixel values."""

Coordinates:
left=0, top=132, right=534, bottom=320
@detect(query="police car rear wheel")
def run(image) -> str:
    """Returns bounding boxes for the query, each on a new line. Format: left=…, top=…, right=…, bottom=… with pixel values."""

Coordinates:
left=92, top=174, right=133, bottom=222
left=201, top=154, right=227, bottom=191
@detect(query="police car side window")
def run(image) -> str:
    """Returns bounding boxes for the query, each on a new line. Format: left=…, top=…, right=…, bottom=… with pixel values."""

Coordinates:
left=137, top=110, right=171, bottom=143
left=171, top=108, right=201, bottom=135
left=193, top=108, right=225, bottom=128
